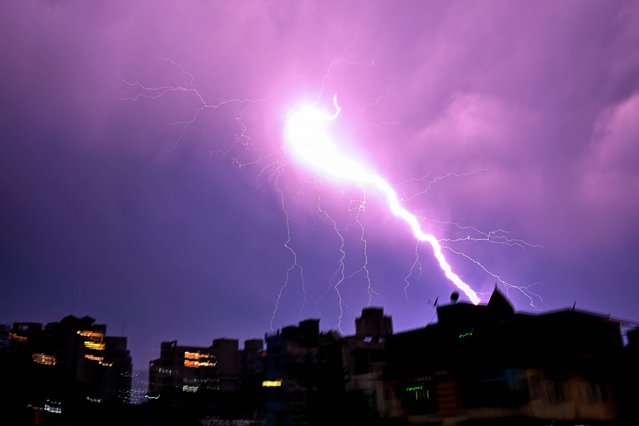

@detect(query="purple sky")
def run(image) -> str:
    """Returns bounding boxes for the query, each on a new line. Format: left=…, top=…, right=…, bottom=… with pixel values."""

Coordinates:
left=2, top=0, right=639, bottom=370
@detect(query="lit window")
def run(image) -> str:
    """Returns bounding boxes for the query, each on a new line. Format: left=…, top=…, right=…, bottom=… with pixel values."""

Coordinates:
left=262, top=380, right=283, bottom=387
left=405, top=385, right=423, bottom=392
left=85, top=354, right=104, bottom=362
left=78, top=330, right=106, bottom=350
left=184, top=351, right=214, bottom=360
left=9, top=333, right=28, bottom=343
left=44, top=404, right=62, bottom=414
left=32, top=353, right=57, bottom=366
left=458, top=330, right=474, bottom=339
left=184, top=359, right=216, bottom=368
left=84, top=341, right=106, bottom=350
left=77, top=330, right=104, bottom=339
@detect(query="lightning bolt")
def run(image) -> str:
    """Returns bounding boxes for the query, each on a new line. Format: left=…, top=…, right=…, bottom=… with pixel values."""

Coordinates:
left=398, top=171, right=547, bottom=308
left=403, top=240, right=424, bottom=304
left=316, top=189, right=348, bottom=332
left=270, top=170, right=308, bottom=331
left=346, top=201, right=384, bottom=307
left=116, top=55, right=269, bottom=164
left=120, top=54, right=547, bottom=328
left=284, top=95, right=481, bottom=305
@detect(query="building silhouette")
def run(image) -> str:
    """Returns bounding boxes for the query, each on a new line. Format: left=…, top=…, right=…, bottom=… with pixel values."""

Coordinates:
left=262, top=289, right=629, bottom=425
left=0, top=315, right=132, bottom=425
left=382, top=288, right=623, bottom=424
left=148, top=337, right=265, bottom=420
left=621, top=325, right=639, bottom=423
left=3, top=292, right=634, bottom=425
left=263, top=309, right=394, bottom=425
left=263, top=319, right=344, bottom=426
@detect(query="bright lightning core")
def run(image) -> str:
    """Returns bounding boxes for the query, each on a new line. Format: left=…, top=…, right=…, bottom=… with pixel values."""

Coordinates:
left=284, top=96, right=481, bottom=305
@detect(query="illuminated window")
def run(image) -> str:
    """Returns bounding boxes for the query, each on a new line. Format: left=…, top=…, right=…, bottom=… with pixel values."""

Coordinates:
left=77, top=330, right=104, bottom=339
left=184, top=351, right=214, bottom=360
left=44, top=404, right=62, bottom=414
left=262, top=380, right=283, bottom=387
left=85, top=354, right=104, bottom=362
left=405, top=385, right=423, bottom=392
left=78, top=330, right=106, bottom=350
left=44, top=400, right=63, bottom=414
left=184, top=359, right=216, bottom=368
left=32, top=353, right=57, bottom=366
left=400, top=382, right=436, bottom=414
left=84, top=341, right=106, bottom=350
left=458, top=330, right=474, bottom=339
left=9, top=333, right=28, bottom=343
left=183, top=351, right=216, bottom=368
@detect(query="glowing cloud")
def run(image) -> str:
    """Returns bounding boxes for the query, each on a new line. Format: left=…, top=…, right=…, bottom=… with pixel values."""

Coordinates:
left=284, top=96, right=481, bottom=305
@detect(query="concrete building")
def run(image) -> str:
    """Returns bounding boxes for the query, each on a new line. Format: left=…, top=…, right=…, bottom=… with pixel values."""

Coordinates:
left=382, top=288, right=623, bottom=425
left=149, top=340, right=217, bottom=396
left=263, top=319, right=344, bottom=426
left=264, top=309, right=394, bottom=426
left=621, top=326, right=639, bottom=423
left=340, top=307, right=392, bottom=421
left=212, top=338, right=240, bottom=392
left=0, top=315, right=132, bottom=424
left=148, top=337, right=265, bottom=420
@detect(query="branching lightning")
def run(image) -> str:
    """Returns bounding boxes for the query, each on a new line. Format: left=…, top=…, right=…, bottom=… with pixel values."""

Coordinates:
left=442, top=245, right=547, bottom=309
left=270, top=170, right=307, bottom=331
left=117, top=55, right=268, bottom=162
left=120, top=53, right=548, bottom=332
left=403, top=241, right=423, bottom=304
left=284, top=95, right=481, bottom=304
left=439, top=222, right=544, bottom=251
left=347, top=202, right=384, bottom=307
left=316, top=190, right=347, bottom=332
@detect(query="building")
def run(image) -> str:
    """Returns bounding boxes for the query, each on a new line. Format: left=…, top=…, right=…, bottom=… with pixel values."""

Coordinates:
left=0, top=315, right=132, bottom=424
left=382, top=288, right=623, bottom=425
left=263, top=319, right=344, bottom=426
left=148, top=337, right=265, bottom=420
left=263, top=308, right=394, bottom=426
left=341, top=307, right=393, bottom=422
left=0, top=324, right=9, bottom=349
left=148, top=340, right=217, bottom=397
left=263, top=290, right=629, bottom=425
left=620, top=326, right=639, bottom=423
left=212, top=338, right=241, bottom=392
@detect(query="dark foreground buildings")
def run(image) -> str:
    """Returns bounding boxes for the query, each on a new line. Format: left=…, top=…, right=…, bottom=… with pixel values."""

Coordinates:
left=261, top=289, right=635, bottom=426
left=0, top=315, right=132, bottom=425
left=148, top=337, right=266, bottom=421
left=2, top=290, right=637, bottom=425
left=382, top=289, right=623, bottom=425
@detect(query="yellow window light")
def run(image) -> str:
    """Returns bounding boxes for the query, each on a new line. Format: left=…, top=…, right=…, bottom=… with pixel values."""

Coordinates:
left=84, top=341, right=106, bottom=350
left=32, top=353, right=57, bottom=366
left=9, top=333, right=28, bottom=343
left=84, top=354, right=104, bottom=362
left=77, top=330, right=104, bottom=339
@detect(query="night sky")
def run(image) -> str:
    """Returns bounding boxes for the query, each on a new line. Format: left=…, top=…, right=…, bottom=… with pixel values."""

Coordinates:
left=2, top=0, right=639, bottom=371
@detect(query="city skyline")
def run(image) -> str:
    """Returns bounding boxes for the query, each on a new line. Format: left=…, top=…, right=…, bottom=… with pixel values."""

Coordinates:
left=2, top=0, right=639, bottom=372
